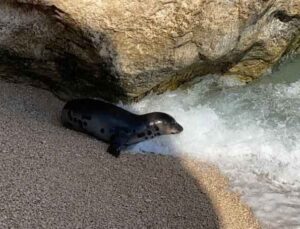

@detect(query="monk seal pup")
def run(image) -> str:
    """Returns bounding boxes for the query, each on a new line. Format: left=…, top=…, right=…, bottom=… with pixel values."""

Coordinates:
left=61, top=98, right=183, bottom=157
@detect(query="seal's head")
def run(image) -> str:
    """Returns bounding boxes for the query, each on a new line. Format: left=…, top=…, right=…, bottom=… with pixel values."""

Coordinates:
left=145, top=112, right=183, bottom=135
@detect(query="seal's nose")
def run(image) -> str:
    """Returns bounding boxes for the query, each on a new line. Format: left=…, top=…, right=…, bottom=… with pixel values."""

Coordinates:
left=176, top=123, right=183, bottom=133
left=171, top=122, right=183, bottom=134
left=175, top=123, right=183, bottom=134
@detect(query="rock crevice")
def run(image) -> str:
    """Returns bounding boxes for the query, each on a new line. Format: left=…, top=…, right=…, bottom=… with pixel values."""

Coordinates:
left=0, top=0, right=299, bottom=101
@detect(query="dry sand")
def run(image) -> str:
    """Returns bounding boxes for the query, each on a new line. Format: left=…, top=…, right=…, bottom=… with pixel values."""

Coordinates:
left=0, top=80, right=261, bottom=228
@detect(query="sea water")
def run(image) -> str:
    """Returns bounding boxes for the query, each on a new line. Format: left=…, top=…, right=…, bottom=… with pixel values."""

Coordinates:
left=125, top=55, right=300, bottom=228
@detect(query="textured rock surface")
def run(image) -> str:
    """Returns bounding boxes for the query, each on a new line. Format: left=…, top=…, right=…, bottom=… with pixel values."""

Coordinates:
left=0, top=0, right=299, bottom=101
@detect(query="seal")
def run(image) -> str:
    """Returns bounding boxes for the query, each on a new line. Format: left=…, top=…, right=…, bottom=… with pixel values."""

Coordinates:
left=61, top=98, right=183, bottom=157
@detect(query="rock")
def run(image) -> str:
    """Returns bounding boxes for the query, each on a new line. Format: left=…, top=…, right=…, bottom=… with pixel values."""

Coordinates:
left=0, top=0, right=299, bottom=101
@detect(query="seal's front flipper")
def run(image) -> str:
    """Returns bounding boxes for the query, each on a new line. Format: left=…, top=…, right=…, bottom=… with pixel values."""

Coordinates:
left=107, top=145, right=121, bottom=158
left=107, top=132, right=131, bottom=158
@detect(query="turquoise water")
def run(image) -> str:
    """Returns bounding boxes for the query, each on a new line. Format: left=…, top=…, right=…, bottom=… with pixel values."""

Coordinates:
left=127, top=55, right=300, bottom=228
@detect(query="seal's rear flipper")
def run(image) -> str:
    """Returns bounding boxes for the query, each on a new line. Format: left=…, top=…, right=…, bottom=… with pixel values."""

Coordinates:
left=107, top=132, right=131, bottom=158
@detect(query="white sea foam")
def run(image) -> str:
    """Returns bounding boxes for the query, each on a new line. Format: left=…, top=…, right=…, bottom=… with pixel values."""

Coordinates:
left=124, top=56, right=300, bottom=228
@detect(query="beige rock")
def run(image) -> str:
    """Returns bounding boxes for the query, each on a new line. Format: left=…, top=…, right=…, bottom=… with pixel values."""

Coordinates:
left=0, top=0, right=299, bottom=101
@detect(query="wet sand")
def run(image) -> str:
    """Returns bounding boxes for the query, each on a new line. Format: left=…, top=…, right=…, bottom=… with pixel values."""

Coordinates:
left=0, top=80, right=260, bottom=228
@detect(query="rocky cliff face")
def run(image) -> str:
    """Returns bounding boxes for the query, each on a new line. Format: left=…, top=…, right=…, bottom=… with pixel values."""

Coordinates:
left=0, top=0, right=299, bottom=101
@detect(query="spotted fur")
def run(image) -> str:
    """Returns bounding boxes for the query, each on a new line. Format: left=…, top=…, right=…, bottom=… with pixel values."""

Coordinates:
left=61, top=98, right=183, bottom=157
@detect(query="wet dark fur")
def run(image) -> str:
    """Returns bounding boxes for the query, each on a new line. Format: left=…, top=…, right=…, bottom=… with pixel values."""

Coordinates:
left=61, top=98, right=183, bottom=157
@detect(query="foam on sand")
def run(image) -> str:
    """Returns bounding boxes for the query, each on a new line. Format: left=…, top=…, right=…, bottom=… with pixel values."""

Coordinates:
left=125, top=56, right=300, bottom=228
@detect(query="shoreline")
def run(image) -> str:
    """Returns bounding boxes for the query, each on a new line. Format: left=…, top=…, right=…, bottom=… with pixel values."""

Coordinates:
left=182, top=159, right=261, bottom=228
left=0, top=80, right=260, bottom=228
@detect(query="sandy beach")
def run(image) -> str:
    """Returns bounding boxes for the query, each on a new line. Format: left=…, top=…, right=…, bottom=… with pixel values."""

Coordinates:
left=0, top=80, right=260, bottom=228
